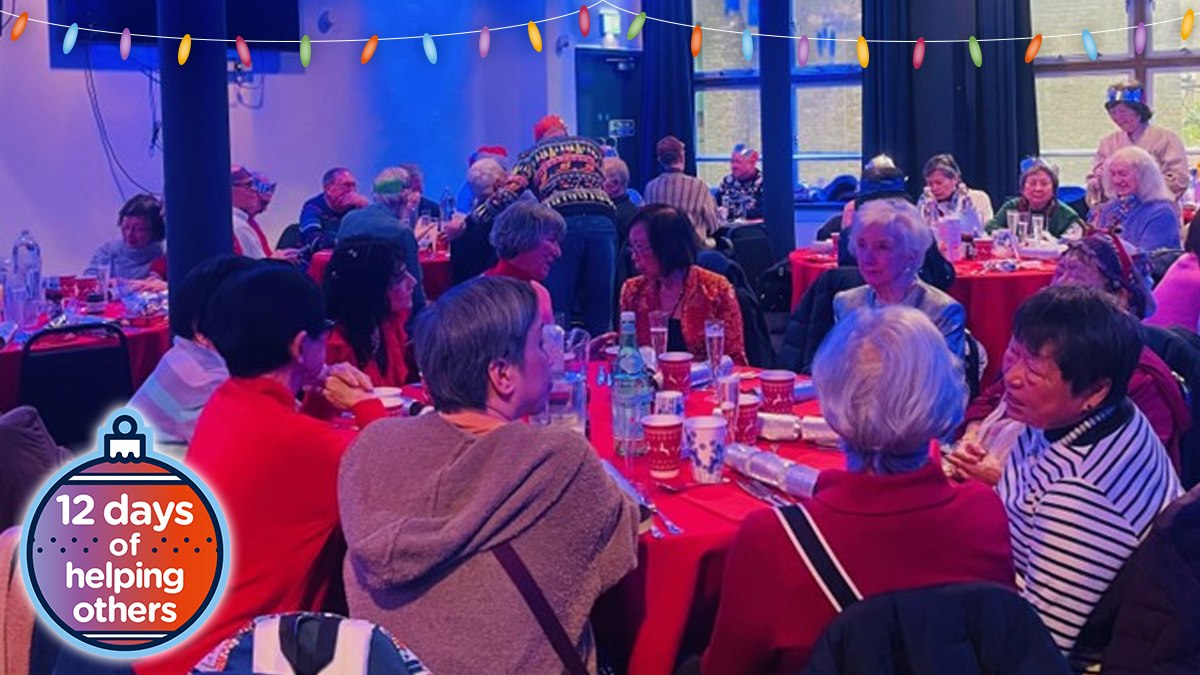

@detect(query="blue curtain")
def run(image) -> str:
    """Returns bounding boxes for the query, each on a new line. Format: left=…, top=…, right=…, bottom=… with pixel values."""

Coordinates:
left=964, top=0, right=1040, bottom=204
left=862, top=0, right=918, bottom=200
left=640, top=0, right=696, bottom=180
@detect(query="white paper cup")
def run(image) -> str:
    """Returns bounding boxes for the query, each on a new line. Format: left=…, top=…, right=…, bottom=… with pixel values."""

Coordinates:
left=685, top=416, right=728, bottom=484
left=654, top=390, right=685, bottom=417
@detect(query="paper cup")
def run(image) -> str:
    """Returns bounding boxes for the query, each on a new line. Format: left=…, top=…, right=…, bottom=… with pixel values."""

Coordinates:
left=685, top=416, right=728, bottom=484
left=759, top=370, right=797, bottom=414
left=975, top=237, right=994, bottom=260
left=654, top=390, right=685, bottom=417
left=643, top=414, right=685, bottom=479
left=735, top=394, right=761, bottom=443
left=659, top=352, right=693, bottom=393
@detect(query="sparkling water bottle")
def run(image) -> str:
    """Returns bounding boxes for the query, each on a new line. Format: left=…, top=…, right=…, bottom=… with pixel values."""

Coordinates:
left=10, top=231, right=42, bottom=329
left=611, top=311, right=652, bottom=457
left=440, top=187, right=455, bottom=220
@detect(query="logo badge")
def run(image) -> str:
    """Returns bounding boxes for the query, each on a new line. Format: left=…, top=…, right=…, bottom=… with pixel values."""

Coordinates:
left=21, top=409, right=230, bottom=657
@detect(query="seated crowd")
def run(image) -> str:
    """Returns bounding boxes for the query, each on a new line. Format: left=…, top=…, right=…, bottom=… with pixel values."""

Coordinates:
left=12, top=78, right=1199, bottom=675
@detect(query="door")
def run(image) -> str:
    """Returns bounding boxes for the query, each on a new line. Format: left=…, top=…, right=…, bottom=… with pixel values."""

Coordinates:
left=575, top=49, right=644, bottom=189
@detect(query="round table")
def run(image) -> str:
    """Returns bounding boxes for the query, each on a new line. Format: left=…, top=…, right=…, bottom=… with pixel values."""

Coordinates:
left=308, top=250, right=453, bottom=301
left=0, top=303, right=172, bottom=413
left=586, top=365, right=846, bottom=675
left=788, top=248, right=1056, bottom=383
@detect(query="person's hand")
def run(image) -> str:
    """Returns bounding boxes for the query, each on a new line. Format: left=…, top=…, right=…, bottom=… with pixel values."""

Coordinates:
left=320, top=362, right=377, bottom=410
left=587, top=332, right=618, bottom=360
left=338, top=192, right=370, bottom=211
left=272, top=248, right=302, bottom=263
left=960, top=420, right=982, bottom=444
left=945, top=441, right=1003, bottom=486
left=442, top=214, right=467, bottom=241
left=129, top=278, right=168, bottom=293
left=414, top=219, right=438, bottom=244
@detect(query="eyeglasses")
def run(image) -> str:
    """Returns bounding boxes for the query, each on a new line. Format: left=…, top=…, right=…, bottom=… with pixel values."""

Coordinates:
left=629, top=242, right=653, bottom=257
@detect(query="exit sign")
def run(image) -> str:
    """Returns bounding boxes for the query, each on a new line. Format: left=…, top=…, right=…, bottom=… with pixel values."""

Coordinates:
left=609, top=119, right=636, bottom=138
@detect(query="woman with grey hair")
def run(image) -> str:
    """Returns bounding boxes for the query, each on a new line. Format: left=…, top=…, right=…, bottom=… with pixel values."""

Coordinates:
left=1091, top=145, right=1181, bottom=251
left=833, top=198, right=966, bottom=357
left=479, top=199, right=564, bottom=324
left=917, top=153, right=993, bottom=235
left=339, top=276, right=639, bottom=675
left=699, top=305, right=1014, bottom=675
left=447, top=158, right=507, bottom=283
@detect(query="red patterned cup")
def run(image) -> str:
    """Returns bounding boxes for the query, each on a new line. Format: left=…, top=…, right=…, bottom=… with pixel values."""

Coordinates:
left=759, top=370, right=796, bottom=414
left=659, top=352, right=693, bottom=393
left=735, top=394, right=761, bottom=443
left=643, top=414, right=685, bottom=479
left=975, top=237, right=994, bottom=260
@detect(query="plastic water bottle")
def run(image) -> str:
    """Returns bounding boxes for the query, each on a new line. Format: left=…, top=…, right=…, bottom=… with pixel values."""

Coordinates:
left=611, top=311, right=651, bottom=457
left=440, top=187, right=455, bottom=220
left=10, top=231, right=41, bottom=329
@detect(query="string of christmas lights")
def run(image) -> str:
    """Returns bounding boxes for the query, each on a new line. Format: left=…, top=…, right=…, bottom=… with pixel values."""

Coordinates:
left=3, top=2, right=1194, bottom=70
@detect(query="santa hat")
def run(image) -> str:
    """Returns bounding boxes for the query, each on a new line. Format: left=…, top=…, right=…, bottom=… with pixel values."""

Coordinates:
left=533, top=115, right=568, bottom=142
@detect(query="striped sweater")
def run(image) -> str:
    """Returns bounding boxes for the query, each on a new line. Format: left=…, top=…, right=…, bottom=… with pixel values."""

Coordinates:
left=998, top=401, right=1182, bottom=672
left=644, top=168, right=720, bottom=241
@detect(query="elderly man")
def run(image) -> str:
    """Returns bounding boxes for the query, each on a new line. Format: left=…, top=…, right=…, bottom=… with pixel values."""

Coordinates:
left=602, top=156, right=639, bottom=247
left=716, top=144, right=764, bottom=221
left=231, top=165, right=290, bottom=260
left=337, top=166, right=427, bottom=313
left=298, top=167, right=369, bottom=249
left=475, top=114, right=618, bottom=335
left=644, top=135, right=719, bottom=244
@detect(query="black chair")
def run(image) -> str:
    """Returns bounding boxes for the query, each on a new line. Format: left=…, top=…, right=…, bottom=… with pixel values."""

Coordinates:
left=18, top=323, right=133, bottom=449
left=776, top=267, right=866, bottom=374
left=727, top=224, right=776, bottom=298
left=697, top=252, right=775, bottom=368
left=275, top=222, right=303, bottom=251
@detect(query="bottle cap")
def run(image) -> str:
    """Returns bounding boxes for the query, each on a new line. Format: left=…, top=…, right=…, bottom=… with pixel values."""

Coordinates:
left=620, top=311, right=636, bottom=323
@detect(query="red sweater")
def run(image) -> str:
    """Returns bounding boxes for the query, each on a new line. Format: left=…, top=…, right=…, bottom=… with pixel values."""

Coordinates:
left=134, top=377, right=384, bottom=675
left=326, top=313, right=410, bottom=387
left=701, top=463, right=1015, bottom=675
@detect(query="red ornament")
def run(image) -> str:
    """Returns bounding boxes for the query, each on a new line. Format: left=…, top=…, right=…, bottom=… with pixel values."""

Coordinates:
left=235, top=36, right=251, bottom=68
left=912, top=37, right=925, bottom=69
left=579, top=5, right=590, bottom=37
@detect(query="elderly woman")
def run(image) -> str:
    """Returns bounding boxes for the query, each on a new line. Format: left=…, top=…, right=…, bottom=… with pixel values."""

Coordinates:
left=603, top=156, right=640, bottom=246
left=834, top=199, right=966, bottom=358
left=986, top=157, right=1084, bottom=238
left=447, top=157, right=506, bottom=284
left=325, top=239, right=418, bottom=387
left=339, top=276, right=639, bottom=675
left=620, top=204, right=747, bottom=365
left=1147, top=217, right=1200, bottom=332
left=1088, top=79, right=1189, bottom=206
left=481, top=198, right=563, bottom=324
left=952, top=233, right=1191, bottom=478
left=700, top=305, right=1014, bottom=675
left=1091, top=146, right=1182, bottom=251
left=138, top=262, right=383, bottom=675
left=917, top=153, right=993, bottom=235
left=954, top=286, right=1182, bottom=670
left=87, top=193, right=166, bottom=279
left=337, top=167, right=426, bottom=313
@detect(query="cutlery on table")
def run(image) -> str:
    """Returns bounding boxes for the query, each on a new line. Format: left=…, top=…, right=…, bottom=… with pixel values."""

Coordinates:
left=736, top=479, right=789, bottom=508
left=654, top=479, right=730, bottom=493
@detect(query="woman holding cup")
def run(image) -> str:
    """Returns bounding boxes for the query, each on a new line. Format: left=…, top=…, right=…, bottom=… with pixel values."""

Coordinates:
left=699, top=305, right=1012, bottom=675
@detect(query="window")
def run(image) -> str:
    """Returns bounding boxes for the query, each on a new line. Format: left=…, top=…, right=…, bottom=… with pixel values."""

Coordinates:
left=691, top=0, right=862, bottom=189
left=1032, top=0, right=1200, bottom=187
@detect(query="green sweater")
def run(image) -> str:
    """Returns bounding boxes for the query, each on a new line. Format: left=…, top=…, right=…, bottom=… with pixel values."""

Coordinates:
left=985, top=198, right=1082, bottom=238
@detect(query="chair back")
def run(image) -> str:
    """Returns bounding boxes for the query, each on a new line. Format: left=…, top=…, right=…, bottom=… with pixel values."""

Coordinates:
left=18, top=323, right=132, bottom=449
left=696, top=253, right=775, bottom=367
left=728, top=224, right=776, bottom=297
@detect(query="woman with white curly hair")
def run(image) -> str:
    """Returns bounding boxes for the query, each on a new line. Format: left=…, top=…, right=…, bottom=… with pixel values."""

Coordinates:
left=1090, top=145, right=1181, bottom=251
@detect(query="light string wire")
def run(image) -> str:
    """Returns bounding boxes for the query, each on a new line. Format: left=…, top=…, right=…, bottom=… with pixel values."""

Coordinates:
left=0, top=0, right=1189, bottom=44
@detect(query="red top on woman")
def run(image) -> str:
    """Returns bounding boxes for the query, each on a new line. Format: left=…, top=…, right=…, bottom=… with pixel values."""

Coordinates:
left=701, top=462, right=1015, bottom=675
left=326, top=312, right=410, bottom=387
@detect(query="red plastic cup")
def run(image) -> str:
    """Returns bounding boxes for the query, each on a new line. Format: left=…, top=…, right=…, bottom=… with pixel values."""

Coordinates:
left=759, top=370, right=796, bottom=414
left=659, top=351, right=693, bottom=393
left=643, top=414, right=685, bottom=479
left=735, top=394, right=761, bottom=443
left=975, top=237, right=994, bottom=260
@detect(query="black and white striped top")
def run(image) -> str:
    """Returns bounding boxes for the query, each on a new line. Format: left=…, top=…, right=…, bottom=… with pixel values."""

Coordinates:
left=644, top=169, right=720, bottom=240
left=998, top=402, right=1182, bottom=672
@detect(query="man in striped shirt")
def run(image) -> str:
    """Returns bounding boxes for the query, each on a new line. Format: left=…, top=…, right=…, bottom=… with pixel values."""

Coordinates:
left=994, top=287, right=1182, bottom=672
left=644, top=135, right=719, bottom=244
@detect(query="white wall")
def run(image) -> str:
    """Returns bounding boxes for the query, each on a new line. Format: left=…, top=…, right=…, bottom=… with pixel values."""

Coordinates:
left=0, top=0, right=570, bottom=275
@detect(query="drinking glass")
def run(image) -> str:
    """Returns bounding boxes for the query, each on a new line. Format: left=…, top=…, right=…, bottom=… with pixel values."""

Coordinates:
left=704, top=319, right=725, bottom=388
left=649, top=310, right=669, bottom=357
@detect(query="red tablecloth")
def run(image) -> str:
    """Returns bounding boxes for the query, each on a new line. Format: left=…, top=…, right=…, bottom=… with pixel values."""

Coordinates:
left=0, top=303, right=172, bottom=412
left=308, top=250, right=453, bottom=300
left=787, top=248, right=1055, bottom=383
left=587, top=366, right=845, bottom=675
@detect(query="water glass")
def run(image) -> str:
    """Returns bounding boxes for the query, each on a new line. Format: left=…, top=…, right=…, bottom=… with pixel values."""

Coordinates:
left=704, top=319, right=725, bottom=385
left=715, top=374, right=740, bottom=429
left=649, top=310, right=669, bottom=356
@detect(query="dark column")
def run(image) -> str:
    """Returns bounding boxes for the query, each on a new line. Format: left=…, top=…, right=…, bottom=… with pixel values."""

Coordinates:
left=759, top=0, right=794, bottom=258
left=157, top=0, right=232, bottom=332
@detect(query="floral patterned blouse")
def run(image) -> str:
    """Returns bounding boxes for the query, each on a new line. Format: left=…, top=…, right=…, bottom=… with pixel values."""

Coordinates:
left=620, top=265, right=747, bottom=366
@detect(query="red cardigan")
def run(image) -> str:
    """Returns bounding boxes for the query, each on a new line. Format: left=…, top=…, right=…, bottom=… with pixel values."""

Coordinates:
left=133, top=377, right=384, bottom=675
left=701, top=462, right=1015, bottom=675
left=326, top=313, right=410, bottom=387
left=964, top=346, right=1191, bottom=472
